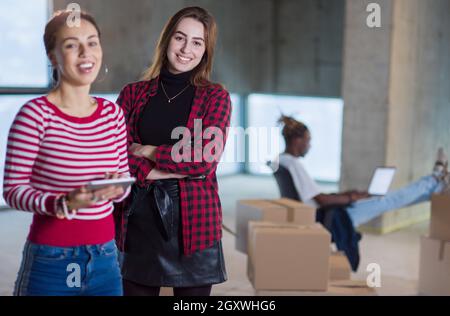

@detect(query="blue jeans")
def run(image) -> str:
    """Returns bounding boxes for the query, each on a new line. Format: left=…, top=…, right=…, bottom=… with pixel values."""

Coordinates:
left=14, top=240, right=123, bottom=296
left=347, top=175, right=444, bottom=227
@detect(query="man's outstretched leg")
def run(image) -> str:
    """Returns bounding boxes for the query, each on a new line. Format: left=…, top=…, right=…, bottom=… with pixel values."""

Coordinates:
left=347, top=148, right=449, bottom=227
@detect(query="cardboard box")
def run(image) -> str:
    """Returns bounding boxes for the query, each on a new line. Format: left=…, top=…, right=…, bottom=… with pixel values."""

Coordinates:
left=255, top=280, right=376, bottom=296
left=270, top=198, right=316, bottom=225
left=418, top=235, right=450, bottom=296
left=329, top=251, right=351, bottom=281
left=235, top=200, right=287, bottom=253
left=430, top=194, right=450, bottom=241
left=247, top=221, right=331, bottom=291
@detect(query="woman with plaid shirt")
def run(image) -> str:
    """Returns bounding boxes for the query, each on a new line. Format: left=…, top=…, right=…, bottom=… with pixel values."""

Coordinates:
left=114, top=7, right=231, bottom=296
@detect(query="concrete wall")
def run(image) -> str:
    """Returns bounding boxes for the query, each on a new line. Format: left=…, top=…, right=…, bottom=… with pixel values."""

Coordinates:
left=53, top=0, right=344, bottom=96
left=341, top=0, right=450, bottom=233
left=53, top=0, right=185, bottom=92
left=340, top=0, right=394, bottom=193
left=276, top=0, right=344, bottom=96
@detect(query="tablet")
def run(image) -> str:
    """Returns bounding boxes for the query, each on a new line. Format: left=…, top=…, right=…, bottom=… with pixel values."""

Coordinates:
left=85, top=177, right=136, bottom=191
left=368, top=167, right=396, bottom=196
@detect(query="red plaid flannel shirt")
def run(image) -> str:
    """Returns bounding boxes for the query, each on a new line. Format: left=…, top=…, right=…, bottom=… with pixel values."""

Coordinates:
left=114, top=78, right=232, bottom=255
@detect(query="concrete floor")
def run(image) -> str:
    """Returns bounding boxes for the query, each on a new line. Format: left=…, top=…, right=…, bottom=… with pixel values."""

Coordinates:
left=0, top=175, right=429, bottom=296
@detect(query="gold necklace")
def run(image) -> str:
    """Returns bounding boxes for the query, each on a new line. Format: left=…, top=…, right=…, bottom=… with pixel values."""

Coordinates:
left=160, top=81, right=191, bottom=103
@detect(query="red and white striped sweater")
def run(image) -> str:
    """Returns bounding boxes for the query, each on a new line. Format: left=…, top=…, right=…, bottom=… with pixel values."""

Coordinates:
left=3, top=96, right=130, bottom=246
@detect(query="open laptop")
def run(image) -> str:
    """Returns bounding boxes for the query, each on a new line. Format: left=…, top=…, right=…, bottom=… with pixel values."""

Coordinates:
left=368, top=167, right=397, bottom=196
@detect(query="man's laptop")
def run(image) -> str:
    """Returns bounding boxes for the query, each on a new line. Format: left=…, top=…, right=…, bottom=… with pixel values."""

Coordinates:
left=368, top=167, right=397, bottom=196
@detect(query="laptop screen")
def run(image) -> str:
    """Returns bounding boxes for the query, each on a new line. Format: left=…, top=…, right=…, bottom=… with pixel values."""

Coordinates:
left=368, top=167, right=396, bottom=196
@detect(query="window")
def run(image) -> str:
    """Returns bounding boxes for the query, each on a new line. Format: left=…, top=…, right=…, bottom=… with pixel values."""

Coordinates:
left=247, top=94, right=344, bottom=183
left=0, top=0, right=49, bottom=207
left=0, top=0, right=50, bottom=88
left=217, top=94, right=243, bottom=176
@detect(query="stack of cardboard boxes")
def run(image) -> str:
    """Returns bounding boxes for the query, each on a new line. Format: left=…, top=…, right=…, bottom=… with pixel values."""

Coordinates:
left=418, top=194, right=450, bottom=295
left=235, top=198, right=316, bottom=254
left=236, top=198, right=375, bottom=295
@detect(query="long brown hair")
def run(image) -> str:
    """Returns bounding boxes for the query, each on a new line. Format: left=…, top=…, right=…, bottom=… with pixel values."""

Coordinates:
left=141, top=6, right=217, bottom=87
left=278, top=115, right=309, bottom=145
left=44, top=10, right=101, bottom=84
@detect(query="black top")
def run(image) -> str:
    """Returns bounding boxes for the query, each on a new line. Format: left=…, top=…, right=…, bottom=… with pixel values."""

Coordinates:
left=139, top=67, right=195, bottom=146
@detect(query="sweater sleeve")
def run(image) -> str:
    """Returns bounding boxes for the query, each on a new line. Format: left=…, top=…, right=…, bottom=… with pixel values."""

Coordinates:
left=2, top=101, right=59, bottom=216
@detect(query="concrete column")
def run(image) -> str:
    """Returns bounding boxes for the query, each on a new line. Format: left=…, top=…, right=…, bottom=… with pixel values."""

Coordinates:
left=341, top=0, right=450, bottom=233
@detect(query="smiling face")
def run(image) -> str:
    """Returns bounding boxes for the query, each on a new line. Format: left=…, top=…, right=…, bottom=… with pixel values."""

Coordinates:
left=49, top=19, right=102, bottom=87
left=166, top=17, right=206, bottom=74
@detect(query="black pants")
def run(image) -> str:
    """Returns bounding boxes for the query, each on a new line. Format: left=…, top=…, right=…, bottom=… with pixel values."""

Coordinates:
left=123, top=279, right=212, bottom=296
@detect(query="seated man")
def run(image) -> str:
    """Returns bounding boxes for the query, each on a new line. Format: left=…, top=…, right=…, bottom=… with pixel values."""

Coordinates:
left=272, top=115, right=449, bottom=228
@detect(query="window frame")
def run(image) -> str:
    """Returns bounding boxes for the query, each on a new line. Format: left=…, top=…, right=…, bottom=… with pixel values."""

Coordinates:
left=244, top=92, right=344, bottom=183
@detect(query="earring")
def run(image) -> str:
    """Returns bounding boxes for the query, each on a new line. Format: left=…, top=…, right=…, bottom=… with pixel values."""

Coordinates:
left=96, top=63, right=109, bottom=83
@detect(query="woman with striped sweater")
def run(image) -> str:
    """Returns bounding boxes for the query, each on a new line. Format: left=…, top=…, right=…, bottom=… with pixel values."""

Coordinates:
left=3, top=11, right=130, bottom=296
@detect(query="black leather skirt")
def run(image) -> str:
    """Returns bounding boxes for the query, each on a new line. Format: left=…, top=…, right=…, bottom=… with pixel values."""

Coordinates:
left=121, top=179, right=227, bottom=287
